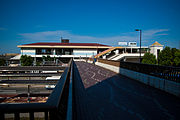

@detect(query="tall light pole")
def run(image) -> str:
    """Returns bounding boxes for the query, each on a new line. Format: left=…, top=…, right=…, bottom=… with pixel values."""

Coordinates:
left=135, top=29, right=142, bottom=63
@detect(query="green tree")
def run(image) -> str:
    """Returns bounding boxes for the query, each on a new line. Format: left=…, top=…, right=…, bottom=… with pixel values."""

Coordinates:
left=0, top=59, right=6, bottom=66
left=174, top=50, right=180, bottom=66
left=36, top=61, right=41, bottom=66
left=46, top=55, right=53, bottom=61
left=158, top=47, right=173, bottom=66
left=42, top=55, right=53, bottom=61
left=142, top=52, right=157, bottom=64
left=20, top=55, right=33, bottom=66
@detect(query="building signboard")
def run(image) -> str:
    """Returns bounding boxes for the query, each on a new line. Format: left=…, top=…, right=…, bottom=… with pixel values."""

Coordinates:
left=118, top=42, right=128, bottom=46
left=128, top=42, right=137, bottom=46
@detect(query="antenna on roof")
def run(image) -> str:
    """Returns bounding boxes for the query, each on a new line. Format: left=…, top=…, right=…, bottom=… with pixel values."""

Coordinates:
left=60, top=37, right=63, bottom=42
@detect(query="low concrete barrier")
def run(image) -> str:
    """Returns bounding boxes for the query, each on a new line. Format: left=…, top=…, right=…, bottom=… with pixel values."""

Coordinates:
left=95, top=62, right=120, bottom=73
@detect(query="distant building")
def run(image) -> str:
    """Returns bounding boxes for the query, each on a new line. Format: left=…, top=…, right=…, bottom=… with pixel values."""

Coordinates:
left=0, top=53, right=20, bottom=66
left=149, top=41, right=164, bottom=59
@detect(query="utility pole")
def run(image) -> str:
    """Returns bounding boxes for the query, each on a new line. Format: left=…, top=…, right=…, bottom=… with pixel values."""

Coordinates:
left=135, top=29, right=142, bottom=63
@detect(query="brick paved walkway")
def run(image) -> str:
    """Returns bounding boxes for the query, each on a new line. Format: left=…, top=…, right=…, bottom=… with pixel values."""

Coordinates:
left=76, top=61, right=116, bottom=89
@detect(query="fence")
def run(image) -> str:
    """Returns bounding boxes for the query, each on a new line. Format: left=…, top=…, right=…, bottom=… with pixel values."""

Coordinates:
left=120, top=61, right=180, bottom=83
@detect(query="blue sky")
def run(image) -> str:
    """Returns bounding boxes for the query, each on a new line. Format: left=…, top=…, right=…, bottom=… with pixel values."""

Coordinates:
left=0, top=0, right=180, bottom=54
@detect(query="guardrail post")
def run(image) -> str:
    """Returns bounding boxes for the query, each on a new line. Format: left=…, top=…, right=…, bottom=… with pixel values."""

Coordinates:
left=14, top=112, right=20, bottom=120
left=49, top=111, right=58, bottom=120
left=29, top=112, right=34, bottom=120
left=0, top=113, right=4, bottom=120
left=45, top=111, right=49, bottom=120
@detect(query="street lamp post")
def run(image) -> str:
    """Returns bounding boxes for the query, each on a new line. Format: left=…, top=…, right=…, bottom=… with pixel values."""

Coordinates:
left=135, top=29, right=142, bottom=63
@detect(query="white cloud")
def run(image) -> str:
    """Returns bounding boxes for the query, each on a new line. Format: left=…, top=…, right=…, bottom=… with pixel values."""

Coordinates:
left=18, top=29, right=169, bottom=46
left=143, top=29, right=168, bottom=36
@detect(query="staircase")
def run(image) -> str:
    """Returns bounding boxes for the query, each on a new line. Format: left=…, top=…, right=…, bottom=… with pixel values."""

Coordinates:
left=111, top=53, right=145, bottom=60
left=107, top=54, right=120, bottom=60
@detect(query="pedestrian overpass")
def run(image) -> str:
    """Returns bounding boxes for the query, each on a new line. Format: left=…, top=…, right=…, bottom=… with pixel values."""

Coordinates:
left=0, top=59, right=179, bottom=120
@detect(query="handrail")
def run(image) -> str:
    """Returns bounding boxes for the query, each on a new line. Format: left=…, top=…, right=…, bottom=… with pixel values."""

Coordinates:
left=0, top=66, right=66, bottom=71
left=72, top=61, right=90, bottom=120
left=66, top=60, right=73, bottom=120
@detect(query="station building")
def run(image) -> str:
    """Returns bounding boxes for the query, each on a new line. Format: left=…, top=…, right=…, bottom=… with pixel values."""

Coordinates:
left=11, top=39, right=164, bottom=65
left=16, top=39, right=111, bottom=63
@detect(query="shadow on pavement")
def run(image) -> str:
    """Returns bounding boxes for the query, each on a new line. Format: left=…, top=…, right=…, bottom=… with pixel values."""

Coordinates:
left=74, top=61, right=180, bottom=120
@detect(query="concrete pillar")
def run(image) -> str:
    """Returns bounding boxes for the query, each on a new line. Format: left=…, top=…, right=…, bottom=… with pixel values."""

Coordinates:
left=33, top=57, right=36, bottom=66
left=21, top=49, right=24, bottom=55
left=53, top=49, right=56, bottom=55
left=103, top=55, right=106, bottom=59
left=115, top=49, right=119, bottom=54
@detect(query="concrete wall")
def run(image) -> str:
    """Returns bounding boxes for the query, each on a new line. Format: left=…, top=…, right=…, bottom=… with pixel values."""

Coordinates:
left=95, top=62, right=120, bottom=73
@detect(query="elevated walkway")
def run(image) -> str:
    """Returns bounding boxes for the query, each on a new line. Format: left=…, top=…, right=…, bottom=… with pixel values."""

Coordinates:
left=75, top=61, right=180, bottom=120
left=0, top=60, right=179, bottom=120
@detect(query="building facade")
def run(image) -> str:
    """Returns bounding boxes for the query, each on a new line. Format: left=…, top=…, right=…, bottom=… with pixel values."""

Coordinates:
left=17, top=42, right=111, bottom=59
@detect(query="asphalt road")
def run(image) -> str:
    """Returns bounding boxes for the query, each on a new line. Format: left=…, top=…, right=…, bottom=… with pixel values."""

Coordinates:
left=75, top=61, right=180, bottom=120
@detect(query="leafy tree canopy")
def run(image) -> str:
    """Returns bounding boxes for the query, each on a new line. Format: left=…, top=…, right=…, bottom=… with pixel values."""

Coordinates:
left=158, top=47, right=173, bottom=66
left=142, top=46, right=179, bottom=67
left=0, top=59, right=6, bottom=66
left=173, top=50, right=180, bottom=67
left=42, top=55, right=54, bottom=61
left=158, top=47, right=180, bottom=67
left=142, top=52, right=157, bottom=64
left=20, top=55, right=33, bottom=66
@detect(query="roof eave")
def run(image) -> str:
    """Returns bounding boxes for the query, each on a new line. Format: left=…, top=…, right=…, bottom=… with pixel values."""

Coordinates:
left=17, top=45, right=112, bottom=49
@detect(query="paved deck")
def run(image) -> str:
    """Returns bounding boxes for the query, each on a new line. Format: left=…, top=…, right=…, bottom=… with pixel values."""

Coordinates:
left=75, top=61, right=180, bottom=120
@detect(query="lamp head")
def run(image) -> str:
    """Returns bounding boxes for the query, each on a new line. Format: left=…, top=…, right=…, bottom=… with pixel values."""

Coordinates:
left=135, top=29, right=141, bottom=31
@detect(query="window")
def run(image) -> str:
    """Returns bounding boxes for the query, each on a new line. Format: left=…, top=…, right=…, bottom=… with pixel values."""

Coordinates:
left=41, top=49, right=46, bottom=53
left=157, top=49, right=160, bottom=58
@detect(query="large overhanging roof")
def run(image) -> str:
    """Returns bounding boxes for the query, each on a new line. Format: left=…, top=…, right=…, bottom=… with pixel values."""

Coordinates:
left=17, top=42, right=112, bottom=49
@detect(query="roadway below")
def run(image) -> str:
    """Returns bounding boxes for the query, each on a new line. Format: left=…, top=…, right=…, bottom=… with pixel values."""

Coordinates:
left=0, top=80, right=58, bottom=84
left=75, top=61, right=180, bottom=120
left=0, top=84, right=53, bottom=94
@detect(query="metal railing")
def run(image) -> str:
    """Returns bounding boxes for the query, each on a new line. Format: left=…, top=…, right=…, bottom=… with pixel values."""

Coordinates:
left=120, top=62, right=180, bottom=83
left=0, top=60, right=73, bottom=120
left=0, top=66, right=66, bottom=71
